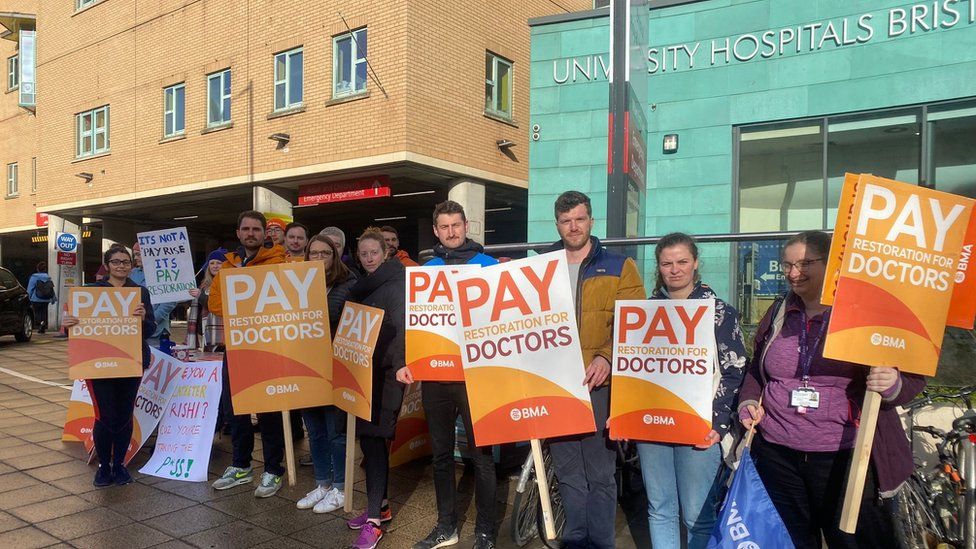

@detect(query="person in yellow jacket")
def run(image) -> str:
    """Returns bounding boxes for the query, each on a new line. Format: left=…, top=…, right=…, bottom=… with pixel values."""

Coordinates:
left=209, top=210, right=291, bottom=498
left=543, top=191, right=646, bottom=549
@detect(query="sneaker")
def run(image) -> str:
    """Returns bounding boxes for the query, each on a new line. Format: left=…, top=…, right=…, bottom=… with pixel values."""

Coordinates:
left=472, top=533, right=495, bottom=549
left=212, top=466, right=253, bottom=490
left=297, top=485, right=330, bottom=510
left=351, top=523, right=384, bottom=549
left=114, top=465, right=133, bottom=486
left=299, top=453, right=313, bottom=466
left=313, top=487, right=344, bottom=513
left=254, top=471, right=283, bottom=498
left=347, top=506, right=392, bottom=529
left=412, top=525, right=459, bottom=549
left=93, top=464, right=113, bottom=487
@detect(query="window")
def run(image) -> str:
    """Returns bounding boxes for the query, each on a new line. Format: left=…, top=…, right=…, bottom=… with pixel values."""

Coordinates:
left=207, top=69, right=231, bottom=126
left=927, top=100, right=976, bottom=198
left=333, top=29, right=367, bottom=98
left=485, top=52, right=513, bottom=119
left=76, top=105, right=110, bottom=158
left=163, top=83, right=185, bottom=137
left=274, top=48, right=303, bottom=111
left=76, top=0, right=98, bottom=10
left=6, top=55, right=17, bottom=91
left=6, top=163, right=17, bottom=197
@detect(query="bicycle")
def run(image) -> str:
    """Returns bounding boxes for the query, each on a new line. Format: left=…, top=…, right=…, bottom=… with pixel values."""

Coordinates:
left=897, top=386, right=976, bottom=549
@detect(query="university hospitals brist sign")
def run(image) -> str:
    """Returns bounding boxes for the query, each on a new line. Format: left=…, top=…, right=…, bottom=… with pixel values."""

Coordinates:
left=551, top=0, right=976, bottom=83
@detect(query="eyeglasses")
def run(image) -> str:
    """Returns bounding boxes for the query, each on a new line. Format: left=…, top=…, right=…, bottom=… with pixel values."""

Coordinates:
left=108, top=259, right=132, bottom=267
left=308, top=251, right=333, bottom=259
left=780, top=258, right=824, bottom=273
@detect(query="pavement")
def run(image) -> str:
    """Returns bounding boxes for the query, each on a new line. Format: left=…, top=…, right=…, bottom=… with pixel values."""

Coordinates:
left=0, top=333, right=648, bottom=549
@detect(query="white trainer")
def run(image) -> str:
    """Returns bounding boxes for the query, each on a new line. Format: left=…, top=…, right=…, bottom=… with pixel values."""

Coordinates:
left=313, top=487, right=345, bottom=514
left=297, top=485, right=330, bottom=510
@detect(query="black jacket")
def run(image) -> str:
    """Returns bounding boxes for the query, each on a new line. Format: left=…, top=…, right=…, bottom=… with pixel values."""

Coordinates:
left=93, top=279, right=156, bottom=369
left=349, top=259, right=406, bottom=438
left=327, top=271, right=359, bottom=337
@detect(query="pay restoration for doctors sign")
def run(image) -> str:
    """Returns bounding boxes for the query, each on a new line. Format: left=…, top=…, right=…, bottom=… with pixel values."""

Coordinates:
left=451, top=251, right=595, bottom=446
left=221, top=262, right=333, bottom=414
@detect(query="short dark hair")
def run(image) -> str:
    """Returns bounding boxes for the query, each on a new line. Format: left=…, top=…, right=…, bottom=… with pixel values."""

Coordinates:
left=784, top=230, right=832, bottom=258
left=36, top=261, right=47, bottom=273
left=432, top=200, right=466, bottom=225
left=238, top=210, right=267, bottom=229
left=284, top=222, right=308, bottom=238
left=654, top=232, right=700, bottom=292
left=103, top=244, right=132, bottom=266
left=379, top=225, right=398, bottom=236
left=554, top=190, right=592, bottom=219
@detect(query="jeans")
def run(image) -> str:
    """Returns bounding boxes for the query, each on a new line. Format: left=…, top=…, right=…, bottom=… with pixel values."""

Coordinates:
left=637, top=442, right=722, bottom=549
left=423, top=381, right=497, bottom=536
left=222, top=358, right=286, bottom=476
left=302, top=406, right=346, bottom=489
left=548, top=385, right=616, bottom=549
left=88, top=377, right=141, bottom=467
left=752, top=432, right=897, bottom=549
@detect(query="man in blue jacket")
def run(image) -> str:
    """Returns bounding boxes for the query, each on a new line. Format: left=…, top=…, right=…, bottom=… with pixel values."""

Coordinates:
left=399, top=200, right=499, bottom=549
left=26, top=261, right=56, bottom=333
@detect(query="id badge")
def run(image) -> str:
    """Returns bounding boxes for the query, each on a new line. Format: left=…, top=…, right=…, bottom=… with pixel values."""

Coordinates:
left=790, top=388, right=821, bottom=409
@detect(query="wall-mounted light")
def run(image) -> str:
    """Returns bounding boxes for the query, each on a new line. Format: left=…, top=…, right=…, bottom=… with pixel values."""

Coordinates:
left=662, top=134, right=679, bottom=155
left=75, top=172, right=94, bottom=187
left=269, top=133, right=291, bottom=149
left=496, top=139, right=515, bottom=150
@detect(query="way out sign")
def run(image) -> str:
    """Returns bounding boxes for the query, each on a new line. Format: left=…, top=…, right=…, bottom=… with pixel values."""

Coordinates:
left=221, top=262, right=333, bottom=414
left=609, top=299, right=714, bottom=445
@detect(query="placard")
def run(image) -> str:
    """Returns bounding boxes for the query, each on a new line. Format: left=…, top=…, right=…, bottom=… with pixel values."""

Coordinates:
left=221, top=262, right=333, bottom=414
left=137, top=227, right=196, bottom=304
left=68, top=287, right=143, bottom=379
left=947, top=208, right=976, bottom=329
left=405, top=265, right=479, bottom=381
left=823, top=174, right=974, bottom=375
left=331, top=302, right=383, bottom=420
left=609, top=299, right=714, bottom=444
left=389, top=382, right=432, bottom=467
left=62, top=380, right=95, bottom=443
left=140, top=360, right=222, bottom=481
left=452, top=251, right=595, bottom=446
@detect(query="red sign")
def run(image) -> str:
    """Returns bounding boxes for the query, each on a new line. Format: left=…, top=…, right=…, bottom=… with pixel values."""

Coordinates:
left=298, top=176, right=392, bottom=206
left=57, top=252, right=77, bottom=266
left=36, top=212, right=49, bottom=227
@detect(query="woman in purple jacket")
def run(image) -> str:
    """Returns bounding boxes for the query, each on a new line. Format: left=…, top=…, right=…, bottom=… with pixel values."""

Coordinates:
left=737, top=230, right=925, bottom=548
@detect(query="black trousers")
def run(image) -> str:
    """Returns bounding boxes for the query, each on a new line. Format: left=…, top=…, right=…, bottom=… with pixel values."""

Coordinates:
left=88, top=377, right=141, bottom=467
left=361, top=435, right=390, bottom=519
left=422, top=381, right=497, bottom=536
left=222, top=358, right=285, bottom=476
left=30, top=302, right=48, bottom=332
left=752, top=433, right=898, bottom=549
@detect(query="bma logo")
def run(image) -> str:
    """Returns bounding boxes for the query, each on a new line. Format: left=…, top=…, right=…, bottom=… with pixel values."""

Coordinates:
left=56, top=232, right=78, bottom=252
left=266, top=384, right=300, bottom=396
left=870, top=333, right=906, bottom=349
left=643, top=414, right=676, bottom=426
left=510, top=406, right=549, bottom=422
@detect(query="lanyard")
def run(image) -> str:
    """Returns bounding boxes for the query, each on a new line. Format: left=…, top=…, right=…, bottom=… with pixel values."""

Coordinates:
left=798, top=309, right=830, bottom=386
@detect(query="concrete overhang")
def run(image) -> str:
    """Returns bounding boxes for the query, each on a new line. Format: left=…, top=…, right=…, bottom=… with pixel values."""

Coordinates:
left=0, top=12, right=36, bottom=42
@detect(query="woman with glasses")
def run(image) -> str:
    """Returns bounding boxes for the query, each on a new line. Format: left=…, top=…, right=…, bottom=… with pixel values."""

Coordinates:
left=737, top=230, right=925, bottom=548
left=296, top=235, right=358, bottom=514
left=62, top=244, right=156, bottom=487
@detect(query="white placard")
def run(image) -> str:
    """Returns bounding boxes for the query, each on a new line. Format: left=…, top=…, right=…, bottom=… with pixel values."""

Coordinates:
left=137, top=227, right=196, bottom=304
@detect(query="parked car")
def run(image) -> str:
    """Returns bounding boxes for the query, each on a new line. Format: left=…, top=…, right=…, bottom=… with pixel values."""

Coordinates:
left=0, top=267, right=33, bottom=342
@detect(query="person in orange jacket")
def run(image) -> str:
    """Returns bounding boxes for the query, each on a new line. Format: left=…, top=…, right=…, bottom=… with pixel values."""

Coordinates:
left=379, top=225, right=419, bottom=267
left=208, top=210, right=292, bottom=498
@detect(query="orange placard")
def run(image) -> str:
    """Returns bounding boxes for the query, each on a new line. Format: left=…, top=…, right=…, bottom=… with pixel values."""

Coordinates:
left=947, top=208, right=976, bottom=329
left=452, top=251, right=595, bottom=447
left=822, top=173, right=862, bottom=306
left=405, top=265, right=479, bottom=381
left=608, top=300, right=714, bottom=444
left=331, top=302, right=383, bottom=420
left=389, top=382, right=432, bottom=467
left=62, top=380, right=95, bottom=443
left=823, top=174, right=974, bottom=376
left=221, top=262, right=333, bottom=414
left=67, top=287, right=143, bottom=379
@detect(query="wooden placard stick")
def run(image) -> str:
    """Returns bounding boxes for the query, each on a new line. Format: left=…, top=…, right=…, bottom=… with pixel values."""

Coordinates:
left=839, top=389, right=882, bottom=533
